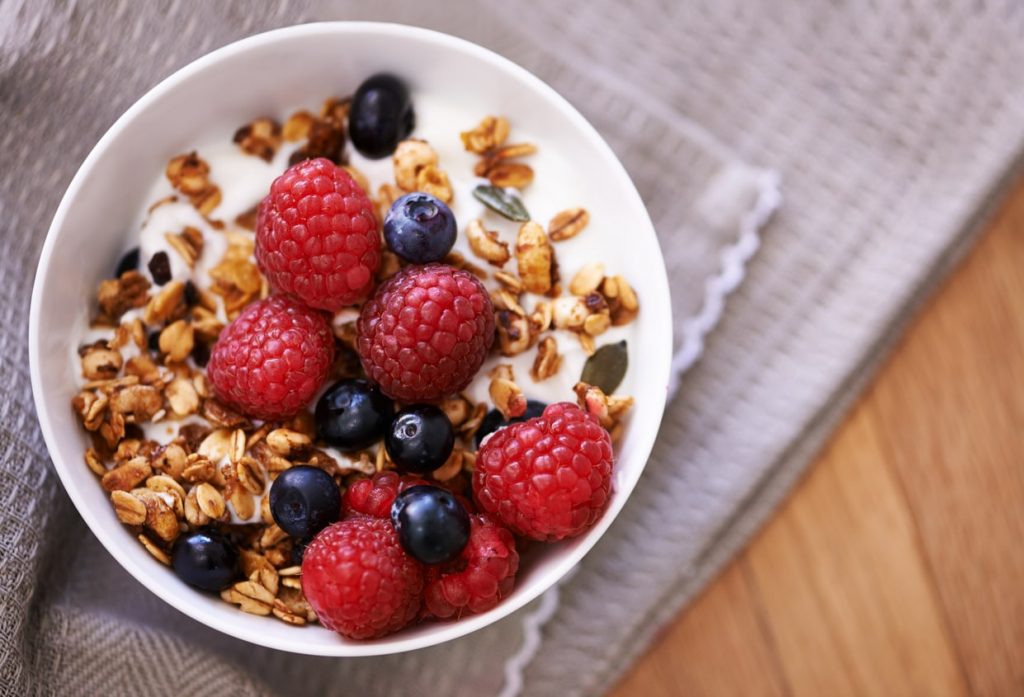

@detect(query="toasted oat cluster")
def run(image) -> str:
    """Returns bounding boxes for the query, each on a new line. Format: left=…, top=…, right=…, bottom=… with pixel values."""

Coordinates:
left=72, top=86, right=639, bottom=634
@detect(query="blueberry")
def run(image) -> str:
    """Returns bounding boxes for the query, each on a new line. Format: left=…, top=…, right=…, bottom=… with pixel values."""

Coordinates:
left=391, top=485, right=470, bottom=564
left=348, top=74, right=415, bottom=159
left=269, top=465, right=341, bottom=540
left=315, top=379, right=394, bottom=452
left=384, top=193, right=456, bottom=263
left=171, top=529, right=239, bottom=592
left=475, top=399, right=547, bottom=448
left=385, top=405, right=455, bottom=473
left=147, top=330, right=161, bottom=353
left=115, top=246, right=139, bottom=277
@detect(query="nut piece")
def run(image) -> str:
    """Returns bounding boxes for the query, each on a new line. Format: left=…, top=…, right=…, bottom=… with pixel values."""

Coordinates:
left=466, top=219, right=511, bottom=267
left=182, top=457, right=215, bottom=483
left=569, top=262, right=606, bottom=296
left=97, top=272, right=150, bottom=320
left=487, top=162, right=534, bottom=189
left=233, top=117, right=282, bottom=162
left=530, top=336, right=562, bottom=382
left=166, top=152, right=221, bottom=216
left=415, top=165, right=454, bottom=204
left=548, top=208, right=590, bottom=241
left=165, top=377, right=200, bottom=416
left=109, top=385, right=163, bottom=423
left=84, top=448, right=107, bottom=476
left=552, top=296, right=590, bottom=330
left=137, top=491, right=180, bottom=543
left=515, top=222, right=555, bottom=295
left=164, top=226, right=204, bottom=268
left=460, top=116, right=510, bottom=154
left=159, top=320, right=194, bottom=363
left=393, top=139, right=439, bottom=191
left=144, top=281, right=186, bottom=325
left=266, top=429, right=311, bottom=457
left=488, top=365, right=527, bottom=420
left=221, top=581, right=274, bottom=616
left=79, top=343, right=123, bottom=381
left=602, top=274, right=640, bottom=326
left=153, top=443, right=187, bottom=479
left=496, top=310, right=532, bottom=356
left=573, top=381, right=635, bottom=429
left=111, top=490, right=147, bottom=525
left=101, top=457, right=152, bottom=492
left=530, top=301, right=553, bottom=333
left=283, top=110, right=316, bottom=142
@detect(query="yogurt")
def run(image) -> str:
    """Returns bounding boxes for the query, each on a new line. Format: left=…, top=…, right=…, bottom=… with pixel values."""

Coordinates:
left=75, top=92, right=638, bottom=521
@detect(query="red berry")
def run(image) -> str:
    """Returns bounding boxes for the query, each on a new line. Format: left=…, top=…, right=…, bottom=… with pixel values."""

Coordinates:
left=256, top=158, right=379, bottom=311
left=423, top=514, right=518, bottom=619
left=301, top=518, right=423, bottom=639
left=473, top=403, right=613, bottom=541
left=356, top=264, right=495, bottom=402
left=342, top=470, right=429, bottom=519
left=207, top=295, right=333, bottom=420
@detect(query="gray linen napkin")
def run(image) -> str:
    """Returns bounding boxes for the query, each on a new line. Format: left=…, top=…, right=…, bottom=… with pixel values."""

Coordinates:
left=4, top=2, right=1024, bottom=696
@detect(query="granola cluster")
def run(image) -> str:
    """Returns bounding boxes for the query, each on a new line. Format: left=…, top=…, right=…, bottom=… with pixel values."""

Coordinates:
left=72, top=102, right=639, bottom=629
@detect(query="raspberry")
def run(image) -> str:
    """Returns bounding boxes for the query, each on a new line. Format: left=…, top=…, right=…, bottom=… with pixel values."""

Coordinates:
left=356, top=264, right=495, bottom=402
left=423, top=514, right=519, bottom=619
left=343, top=470, right=473, bottom=519
left=207, top=295, right=334, bottom=420
left=473, top=403, right=613, bottom=541
left=342, top=470, right=428, bottom=519
left=301, top=518, right=423, bottom=639
left=255, top=158, right=379, bottom=311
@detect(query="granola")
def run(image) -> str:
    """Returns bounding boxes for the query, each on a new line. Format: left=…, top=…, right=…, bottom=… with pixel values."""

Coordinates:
left=71, top=88, right=640, bottom=635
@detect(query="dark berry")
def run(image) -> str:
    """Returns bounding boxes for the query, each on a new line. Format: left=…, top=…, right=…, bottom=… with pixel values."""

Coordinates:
left=115, top=247, right=139, bottom=277
left=147, top=330, right=161, bottom=353
left=148, top=251, right=172, bottom=285
left=385, top=405, right=455, bottom=473
left=171, top=529, right=239, bottom=592
left=315, top=379, right=393, bottom=452
left=291, top=540, right=308, bottom=566
left=269, top=465, right=341, bottom=540
left=348, top=74, right=414, bottom=159
left=384, top=193, right=456, bottom=263
left=391, top=485, right=470, bottom=565
left=474, top=399, right=548, bottom=448
left=191, top=341, right=210, bottom=367
left=183, top=280, right=199, bottom=306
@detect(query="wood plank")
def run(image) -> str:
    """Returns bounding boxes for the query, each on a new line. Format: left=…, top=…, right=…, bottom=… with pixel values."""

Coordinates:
left=867, top=179, right=1024, bottom=696
left=611, top=180, right=1024, bottom=697
left=609, top=561, right=789, bottom=697
left=744, top=401, right=968, bottom=697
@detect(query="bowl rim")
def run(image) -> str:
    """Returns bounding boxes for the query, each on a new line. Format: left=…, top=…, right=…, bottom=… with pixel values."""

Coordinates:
left=28, top=21, right=673, bottom=656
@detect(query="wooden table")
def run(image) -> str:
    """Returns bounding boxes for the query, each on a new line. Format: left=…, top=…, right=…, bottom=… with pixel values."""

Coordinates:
left=611, top=177, right=1024, bottom=697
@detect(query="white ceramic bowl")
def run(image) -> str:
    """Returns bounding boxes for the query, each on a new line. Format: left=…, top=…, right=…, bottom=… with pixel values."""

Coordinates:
left=29, top=22, right=672, bottom=656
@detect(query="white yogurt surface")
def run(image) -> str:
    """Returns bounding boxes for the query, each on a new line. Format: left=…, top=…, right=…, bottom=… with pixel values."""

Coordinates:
left=75, top=92, right=638, bottom=516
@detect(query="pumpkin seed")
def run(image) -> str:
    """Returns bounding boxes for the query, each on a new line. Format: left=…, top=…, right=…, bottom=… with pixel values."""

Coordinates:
left=472, top=184, right=531, bottom=222
left=580, top=340, right=628, bottom=393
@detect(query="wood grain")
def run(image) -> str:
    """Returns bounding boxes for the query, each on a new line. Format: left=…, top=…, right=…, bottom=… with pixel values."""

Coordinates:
left=609, top=177, right=1024, bottom=697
